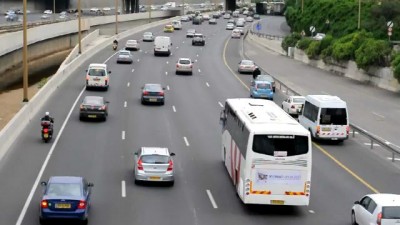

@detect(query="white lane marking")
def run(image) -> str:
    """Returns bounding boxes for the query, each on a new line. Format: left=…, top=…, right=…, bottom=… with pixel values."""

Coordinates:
left=183, top=137, right=190, bottom=146
left=167, top=85, right=170, bottom=90
left=364, top=143, right=380, bottom=147
left=171, top=53, right=173, bottom=56
left=218, top=102, right=224, bottom=108
left=166, top=61, right=169, bottom=64
left=127, top=82, right=130, bottom=87
left=137, top=59, right=140, bottom=62
left=165, top=72, right=168, bottom=76
left=122, top=131, right=126, bottom=140
left=145, top=51, right=148, bottom=54
left=121, top=180, right=126, bottom=198
left=15, top=87, right=86, bottom=225
left=206, top=190, right=218, bottom=209
left=182, top=41, right=185, bottom=43
left=387, top=157, right=400, bottom=161
left=198, top=69, right=201, bottom=73
left=131, top=68, right=135, bottom=72
left=172, top=105, right=176, bottom=112
left=309, top=210, right=315, bottom=214
left=124, top=101, right=127, bottom=108
left=195, top=59, right=198, bottom=62
left=105, top=51, right=120, bottom=62
left=321, top=91, right=330, bottom=95
left=206, top=82, right=210, bottom=87
left=196, top=54, right=199, bottom=57
left=176, top=46, right=179, bottom=49
left=372, top=112, right=385, bottom=119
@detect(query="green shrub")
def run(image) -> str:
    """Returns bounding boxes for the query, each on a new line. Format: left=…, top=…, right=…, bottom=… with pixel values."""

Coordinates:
left=297, top=38, right=313, bottom=50
left=306, top=41, right=321, bottom=60
left=38, top=77, right=48, bottom=89
left=281, top=33, right=302, bottom=52
left=321, top=45, right=334, bottom=63
left=355, top=39, right=391, bottom=70
left=319, top=35, right=334, bottom=52
left=391, top=53, right=400, bottom=83
left=332, top=42, right=354, bottom=61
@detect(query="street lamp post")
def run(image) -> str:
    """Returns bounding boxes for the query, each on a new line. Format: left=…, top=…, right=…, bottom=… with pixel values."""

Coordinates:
left=78, top=0, right=82, bottom=54
left=115, top=0, right=119, bottom=34
left=358, top=0, right=361, bottom=29
left=302, top=0, right=304, bottom=13
left=149, top=0, right=152, bottom=23
left=22, top=0, right=28, bottom=102
left=53, top=0, right=55, bottom=20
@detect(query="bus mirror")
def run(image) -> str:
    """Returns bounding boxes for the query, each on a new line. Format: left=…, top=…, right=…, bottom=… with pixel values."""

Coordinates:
left=219, top=110, right=226, bottom=123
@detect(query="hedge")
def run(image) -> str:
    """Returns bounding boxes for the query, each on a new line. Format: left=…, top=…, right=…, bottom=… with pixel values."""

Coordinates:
left=355, top=39, right=391, bottom=70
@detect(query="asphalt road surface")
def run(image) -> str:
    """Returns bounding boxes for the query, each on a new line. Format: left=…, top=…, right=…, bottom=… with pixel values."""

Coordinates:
left=0, top=14, right=399, bottom=225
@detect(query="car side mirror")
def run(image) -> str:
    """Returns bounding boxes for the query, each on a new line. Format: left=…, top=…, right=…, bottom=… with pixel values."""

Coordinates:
left=88, top=182, right=94, bottom=187
left=40, top=181, right=47, bottom=186
left=354, top=200, right=360, bottom=205
left=134, top=152, right=138, bottom=155
left=141, top=86, right=144, bottom=89
left=170, top=152, right=176, bottom=156
left=163, top=87, right=166, bottom=90
left=105, top=101, right=110, bottom=103
left=108, top=71, right=111, bottom=74
left=85, top=69, right=88, bottom=72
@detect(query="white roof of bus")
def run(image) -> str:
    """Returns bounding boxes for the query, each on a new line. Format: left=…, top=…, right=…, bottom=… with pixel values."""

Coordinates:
left=226, top=98, right=309, bottom=135
left=305, top=95, right=347, bottom=108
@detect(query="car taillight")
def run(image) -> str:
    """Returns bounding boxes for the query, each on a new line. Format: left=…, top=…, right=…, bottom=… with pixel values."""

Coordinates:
left=86, top=75, right=89, bottom=81
left=43, top=128, right=49, bottom=133
left=77, top=200, right=86, bottom=209
left=80, top=104, right=84, bottom=110
left=41, top=200, right=48, bottom=208
left=105, top=77, right=109, bottom=85
left=100, top=105, right=106, bottom=110
left=316, top=126, right=320, bottom=135
left=176, top=64, right=179, bottom=68
left=167, top=160, right=173, bottom=171
left=291, top=105, right=295, bottom=109
left=137, top=159, right=143, bottom=170
left=346, top=125, right=350, bottom=135
left=190, top=64, right=193, bottom=68
left=159, top=91, right=164, bottom=96
left=377, top=212, right=382, bottom=225
left=143, top=91, right=149, bottom=95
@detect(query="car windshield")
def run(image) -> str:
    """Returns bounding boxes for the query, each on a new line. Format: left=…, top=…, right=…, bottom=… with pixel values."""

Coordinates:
left=144, top=85, right=162, bottom=92
left=46, top=183, right=81, bottom=197
left=252, top=135, right=309, bottom=156
left=128, top=40, right=137, bottom=44
left=320, top=108, right=347, bottom=125
left=188, top=29, right=195, bottom=33
left=194, top=34, right=203, bottom=38
left=256, top=75, right=273, bottom=82
left=119, top=51, right=130, bottom=56
left=83, top=97, right=103, bottom=105
left=241, top=60, right=254, bottom=65
left=141, top=155, right=169, bottom=164
left=144, top=32, right=152, bottom=35
left=179, top=59, right=191, bottom=64
left=256, top=83, right=271, bottom=89
left=382, top=206, right=400, bottom=219
left=293, top=98, right=305, bottom=103
left=88, top=68, right=106, bottom=76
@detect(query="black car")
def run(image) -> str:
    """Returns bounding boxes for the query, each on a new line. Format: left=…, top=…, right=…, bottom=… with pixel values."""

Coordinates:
left=192, top=16, right=202, bottom=25
left=79, top=96, right=109, bottom=121
left=141, top=84, right=165, bottom=105
left=192, top=33, right=205, bottom=46
left=212, top=13, right=220, bottom=18
left=253, top=14, right=261, bottom=20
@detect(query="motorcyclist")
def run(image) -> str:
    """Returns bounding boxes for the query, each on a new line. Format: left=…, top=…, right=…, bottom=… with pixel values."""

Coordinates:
left=252, top=66, right=261, bottom=79
left=41, top=112, right=54, bottom=136
left=113, top=39, right=118, bottom=50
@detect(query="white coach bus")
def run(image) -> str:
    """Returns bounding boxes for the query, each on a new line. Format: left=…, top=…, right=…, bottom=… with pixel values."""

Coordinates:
left=220, top=98, right=312, bottom=206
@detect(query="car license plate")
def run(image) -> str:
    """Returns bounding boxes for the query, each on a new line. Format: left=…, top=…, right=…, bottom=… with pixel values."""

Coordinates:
left=331, top=138, right=338, bottom=140
left=43, top=133, right=49, bottom=138
left=322, top=127, right=331, bottom=131
left=88, top=115, right=97, bottom=118
left=149, top=98, right=157, bottom=102
left=270, top=200, right=284, bottom=205
left=148, top=176, right=161, bottom=180
left=55, top=203, right=71, bottom=209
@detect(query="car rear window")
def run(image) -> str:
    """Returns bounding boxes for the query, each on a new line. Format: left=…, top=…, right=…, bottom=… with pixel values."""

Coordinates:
left=128, top=40, right=137, bottom=44
left=179, top=60, right=191, bottom=64
left=83, top=97, right=103, bottom=105
left=119, top=51, right=130, bottom=56
left=141, top=155, right=169, bottom=164
left=145, top=85, right=162, bottom=92
left=382, top=206, right=400, bottom=219
left=320, top=108, right=347, bottom=125
left=241, top=61, right=254, bottom=65
left=256, top=83, right=271, bottom=89
left=88, top=68, right=106, bottom=76
left=293, top=98, right=305, bottom=103
left=46, top=183, right=81, bottom=197
left=252, top=135, right=309, bottom=156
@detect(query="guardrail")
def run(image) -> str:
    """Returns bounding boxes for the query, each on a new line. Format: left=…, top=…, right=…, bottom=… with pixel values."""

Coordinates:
left=249, top=29, right=284, bottom=40
left=244, top=31, right=400, bottom=162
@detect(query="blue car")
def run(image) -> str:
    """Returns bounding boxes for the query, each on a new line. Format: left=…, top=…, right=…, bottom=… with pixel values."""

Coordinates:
left=250, top=80, right=274, bottom=100
left=39, top=176, right=93, bottom=225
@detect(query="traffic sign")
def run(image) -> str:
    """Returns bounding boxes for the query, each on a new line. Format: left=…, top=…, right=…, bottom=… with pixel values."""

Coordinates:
left=388, top=31, right=392, bottom=36
left=387, top=21, right=394, bottom=28
left=388, top=27, right=393, bottom=32
left=309, top=26, right=315, bottom=32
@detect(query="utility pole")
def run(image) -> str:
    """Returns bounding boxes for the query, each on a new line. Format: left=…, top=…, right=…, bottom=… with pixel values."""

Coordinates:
left=22, top=0, right=28, bottom=102
left=115, top=0, right=119, bottom=34
left=358, top=0, right=361, bottom=29
left=149, top=0, right=152, bottom=23
left=78, top=0, right=82, bottom=54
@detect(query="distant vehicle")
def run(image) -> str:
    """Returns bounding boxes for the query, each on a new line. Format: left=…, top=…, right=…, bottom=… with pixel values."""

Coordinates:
left=313, top=33, right=326, bottom=41
left=180, top=15, right=190, bottom=22
left=192, top=33, right=205, bottom=46
left=103, top=7, right=111, bottom=11
left=352, top=194, right=400, bottom=225
left=228, top=18, right=235, bottom=24
left=243, top=10, right=249, bottom=15
left=254, top=74, right=275, bottom=92
left=125, top=39, right=140, bottom=51
left=202, top=14, right=210, bottom=20
left=232, top=11, right=239, bottom=17
left=245, top=16, right=253, bottom=22
left=192, top=16, right=202, bottom=25
left=236, top=27, right=244, bottom=35
left=236, top=20, right=245, bottom=27
left=116, top=50, right=133, bottom=64
left=79, top=96, right=109, bottom=121
left=4, top=10, right=15, bottom=15
left=281, top=96, right=306, bottom=116
left=298, top=95, right=349, bottom=142
left=142, top=32, right=154, bottom=42
left=226, top=23, right=235, bottom=30
left=176, top=58, right=193, bottom=75
left=134, top=147, right=175, bottom=185
left=41, top=14, right=50, bottom=19
left=209, top=18, right=217, bottom=24
left=238, top=59, right=256, bottom=74
left=250, top=80, right=274, bottom=100
left=5, top=13, right=19, bottom=22
left=220, top=98, right=312, bottom=205
left=212, top=13, right=220, bottom=19
left=85, top=63, right=110, bottom=90
left=39, top=176, right=93, bottom=225
left=186, top=29, right=196, bottom=38
left=253, top=14, right=260, bottom=20
left=200, top=3, right=205, bottom=8
left=223, top=13, right=231, bottom=19
left=154, top=36, right=172, bottom=56
left=43, top=10, right=53, bottom=14
left=231, top=29, right=241, bottom=38
left=172, top=20, right=182, bottom=30
left=141, top=83, right=165, bottom=105
left=164, top=24, right=174, bottom=32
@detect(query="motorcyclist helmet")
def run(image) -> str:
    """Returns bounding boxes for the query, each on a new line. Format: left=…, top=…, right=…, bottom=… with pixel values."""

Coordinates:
left=45, top=112, right=50, bottom=116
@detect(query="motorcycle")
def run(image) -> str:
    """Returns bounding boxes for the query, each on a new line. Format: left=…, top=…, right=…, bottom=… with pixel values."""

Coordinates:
left=41, top=121, right=53, bottom=143
left=112, top=42, right=118, bottom=51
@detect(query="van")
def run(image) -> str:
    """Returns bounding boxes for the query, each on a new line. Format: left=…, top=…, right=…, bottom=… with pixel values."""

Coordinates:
left=298, top=95, right=349, bottom=142
left=154, top=36, right=172, bottom=56
left=85, top=63, right=111, bottom=90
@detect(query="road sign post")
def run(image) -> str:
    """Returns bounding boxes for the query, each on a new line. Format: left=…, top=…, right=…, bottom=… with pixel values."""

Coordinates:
left=387, top=21, right=394, bottom=41
left=256, top=22, right=261, bottom=32
left=309, top=26, right=315, bottom=37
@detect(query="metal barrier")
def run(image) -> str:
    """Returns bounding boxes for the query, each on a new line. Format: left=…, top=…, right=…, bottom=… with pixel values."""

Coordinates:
left=249, top=29, right=284, bottom=40
left=242, top=32, right=400, bottom=162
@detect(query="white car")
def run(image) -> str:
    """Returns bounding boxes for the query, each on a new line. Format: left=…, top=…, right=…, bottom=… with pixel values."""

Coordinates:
left=226, top=23, right=235, bottom=30
left=245, top=16, right=253, bottom=22
left=125, top=40, right=140, bottom=51
left=142, top=32, right=154, bottom=42
left=313, top=33, right=326, bottom=40
left=176, top=58, right=193, bottom=75
left=43, top=10, right=52, bottom=14
left=231, top=29, right=241, bottom=38
left=223, top=13, right=231, bottom=19
left=352, top=194, right=400, bottom=225
left=85, top=63, right=110, bottom=90
left=236, top=27, right=244, bottom=35
left=202, top=14, right=210, bottom=20
left=172, top=20, right=182, bottom=30
left=281, top=96, right=306, bottom=115
left=41, top=14, right=50, bottom=19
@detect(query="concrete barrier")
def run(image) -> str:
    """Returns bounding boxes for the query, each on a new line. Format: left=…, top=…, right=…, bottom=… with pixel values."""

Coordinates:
left=0, top=16, right=179, bottom=163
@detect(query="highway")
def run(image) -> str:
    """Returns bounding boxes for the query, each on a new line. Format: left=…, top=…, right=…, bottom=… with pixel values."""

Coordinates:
left=0, top=14, right=399, bottom=225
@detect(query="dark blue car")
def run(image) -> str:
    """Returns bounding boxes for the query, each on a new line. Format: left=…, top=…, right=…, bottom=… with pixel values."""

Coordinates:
left=39, top=176, right=93, bottom=225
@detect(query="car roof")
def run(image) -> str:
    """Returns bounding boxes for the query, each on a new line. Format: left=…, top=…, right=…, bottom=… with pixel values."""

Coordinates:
left=49, top=176, right=83, bottom=184
left=83, top=96, right=104, bottom=102
left=141, top=147, right=169, bottom=156
left=255, top=80, right=271, bottom=85
left=241, top=59, right=254, bottom=63
left=368, top=194, right=400, bottom=206
left=127, top=39, right=137, bottom=42
left=179, top=58, right=191, bottom=61
left=89, top=63, right=106, bottom=68
left=119, top=50, right=130, bottom=54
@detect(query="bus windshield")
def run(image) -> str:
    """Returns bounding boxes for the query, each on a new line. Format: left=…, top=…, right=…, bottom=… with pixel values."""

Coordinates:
left=252, top=135, right=308, bottom=156
left=320, top=108, right=347, bottom=125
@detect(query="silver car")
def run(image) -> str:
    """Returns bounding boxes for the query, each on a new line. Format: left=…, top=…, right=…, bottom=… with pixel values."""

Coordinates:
left=142, top=32, right=154, bottom=42
left=116, top=50, right=133, bottom=64
left=125, top=39, right=140, bottom=51
left=238, top=59, right=256, bottom=74
left=134, top=147, right=176, bottom=186
left=176, top=58, right=193, bottom=75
